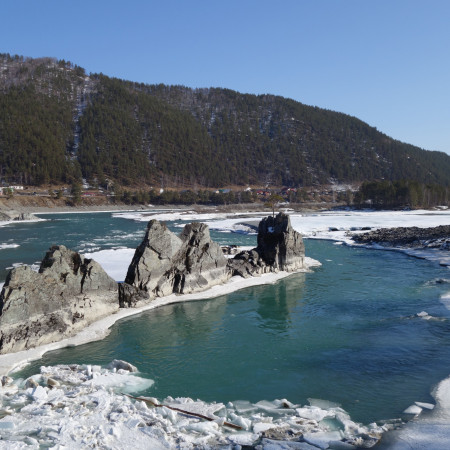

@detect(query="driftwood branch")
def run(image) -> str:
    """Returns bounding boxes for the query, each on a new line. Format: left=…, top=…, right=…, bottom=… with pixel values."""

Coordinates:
left=123, top=393, right=243, bottom=430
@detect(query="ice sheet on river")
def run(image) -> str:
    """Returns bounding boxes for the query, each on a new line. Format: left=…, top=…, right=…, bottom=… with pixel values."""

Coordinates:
left=0, top=362, right=390, bottom=449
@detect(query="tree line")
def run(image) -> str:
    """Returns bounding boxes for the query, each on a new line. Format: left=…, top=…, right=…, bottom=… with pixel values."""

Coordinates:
left=354, top=180, right=449, bottom=209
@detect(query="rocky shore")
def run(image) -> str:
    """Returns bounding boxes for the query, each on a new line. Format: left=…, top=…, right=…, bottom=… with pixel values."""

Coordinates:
left=352, top=225, right=450, bottom=250
left=0, top=213, right=308, bottom=355
left=0, top=209, right=38, bottom=222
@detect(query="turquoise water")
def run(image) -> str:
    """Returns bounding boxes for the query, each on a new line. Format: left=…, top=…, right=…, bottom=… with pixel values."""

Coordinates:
left=2, top=213, right=450, bottom=425
left=0, top=212, right=256, bottom=282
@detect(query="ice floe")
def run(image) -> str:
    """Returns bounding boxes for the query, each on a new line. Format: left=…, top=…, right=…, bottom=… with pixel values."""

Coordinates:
left=0, top=361, right=394, bottom=449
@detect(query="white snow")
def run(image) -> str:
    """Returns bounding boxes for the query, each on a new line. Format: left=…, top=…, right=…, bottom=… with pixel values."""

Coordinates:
left=82, top=248, right=136, bottom=281
left=0, top=363, right=392, bottom=449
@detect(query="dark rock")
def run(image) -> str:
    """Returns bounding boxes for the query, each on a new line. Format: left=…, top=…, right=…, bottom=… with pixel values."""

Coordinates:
left=118, top=282, right=149, bottom=308
left=228, top=213, right=305, bottom=277
left=352, top=225, right=450, bottom=250
left=0, top=245, right=118, bottom=354
left=221, top=245, right=238, bottom=255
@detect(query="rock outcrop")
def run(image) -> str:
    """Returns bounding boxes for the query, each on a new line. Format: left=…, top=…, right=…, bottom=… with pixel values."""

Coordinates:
left=0, top=245, right=118, bottom=354
left=0, top=209, right=38, bottom=222
left=120, top=221, right=230, bottom=306
left=352, top=225, right=450, bottom=250
left=156, top=222, right=230, bottom=296
left=228, top=213, right=305, bottom=277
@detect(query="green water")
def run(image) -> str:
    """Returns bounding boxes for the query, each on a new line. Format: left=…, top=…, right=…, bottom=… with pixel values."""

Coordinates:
left=5, top=214, right=450, bottom=425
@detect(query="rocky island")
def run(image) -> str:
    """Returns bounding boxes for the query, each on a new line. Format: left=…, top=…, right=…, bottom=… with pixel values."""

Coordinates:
left=0, top=213, right=308, bottom=355
left=352, top=225, right=450, bottom=250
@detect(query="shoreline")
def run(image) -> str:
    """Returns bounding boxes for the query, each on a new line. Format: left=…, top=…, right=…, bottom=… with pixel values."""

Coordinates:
left=0, top=258, right=320, bottom=376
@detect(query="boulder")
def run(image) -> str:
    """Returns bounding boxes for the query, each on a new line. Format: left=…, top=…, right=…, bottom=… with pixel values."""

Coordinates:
left=228, top=213, right=305, bottom=277
left=0, top=245, right=118, bottom=354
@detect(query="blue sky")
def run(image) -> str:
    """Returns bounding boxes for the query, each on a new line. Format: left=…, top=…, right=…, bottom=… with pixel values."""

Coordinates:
left=1, top=0, right=449, bottom=155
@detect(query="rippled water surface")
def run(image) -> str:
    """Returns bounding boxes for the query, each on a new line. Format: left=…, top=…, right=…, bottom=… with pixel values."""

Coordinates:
left=4, top=213, right=450, bottom=425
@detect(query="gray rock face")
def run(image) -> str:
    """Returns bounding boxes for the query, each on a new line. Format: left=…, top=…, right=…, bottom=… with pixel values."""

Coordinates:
left=228, top=213, right=305, bottom=277
left=120, top=220, right=230, bottom=305
left=0, top=210, right=38, bottom=221
left=156, top=222, right=230, bottom=296
left=0, top=245, right=118, bottom=354
left=124, top=220, right=182, bottom=293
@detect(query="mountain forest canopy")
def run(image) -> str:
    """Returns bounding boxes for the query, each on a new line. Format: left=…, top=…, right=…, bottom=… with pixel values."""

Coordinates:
left=0, top=53, right=449, bottom=188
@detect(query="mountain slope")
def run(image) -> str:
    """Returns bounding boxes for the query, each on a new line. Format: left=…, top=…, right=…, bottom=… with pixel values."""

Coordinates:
left=0, top=53, right=449, bottom=187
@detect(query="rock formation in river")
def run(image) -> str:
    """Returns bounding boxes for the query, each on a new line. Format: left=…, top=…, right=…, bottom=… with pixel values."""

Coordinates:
left=0, top=209, right=38, bottom=222
left=119, top=221, right=230, bottom=307
left=0, top=245, right=118, bottom=354
left=228, top=212, right=305, bottom=277
left=352, top=225, right=450, bottom=250
left=0, top=214, right=307, bottom=354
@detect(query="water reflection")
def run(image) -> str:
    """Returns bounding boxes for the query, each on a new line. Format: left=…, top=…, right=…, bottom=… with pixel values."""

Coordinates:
left=256, top=273, right=306, bottom=333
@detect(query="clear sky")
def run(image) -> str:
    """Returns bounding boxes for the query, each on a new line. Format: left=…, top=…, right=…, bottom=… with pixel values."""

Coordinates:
left=1, top=0, right=449, bottom=154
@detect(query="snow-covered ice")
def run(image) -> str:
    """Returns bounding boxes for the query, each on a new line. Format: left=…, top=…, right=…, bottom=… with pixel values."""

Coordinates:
left=0, top=362, right=391, bottom=449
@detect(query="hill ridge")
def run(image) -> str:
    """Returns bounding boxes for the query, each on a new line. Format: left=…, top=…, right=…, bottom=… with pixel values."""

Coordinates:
left=1, top=53, right=449, bottom=188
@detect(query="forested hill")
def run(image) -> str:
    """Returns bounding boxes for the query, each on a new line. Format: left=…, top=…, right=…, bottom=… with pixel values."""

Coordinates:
left=1, top=53, right=449, bottom=188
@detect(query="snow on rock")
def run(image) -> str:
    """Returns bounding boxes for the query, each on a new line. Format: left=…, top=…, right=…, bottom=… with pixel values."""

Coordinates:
left=0, top=362, right=394, bottom=449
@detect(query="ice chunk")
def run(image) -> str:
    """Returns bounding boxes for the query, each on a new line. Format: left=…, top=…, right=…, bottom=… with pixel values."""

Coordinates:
left=253, top=422, right=277, bottom=433
left=308, top=398, right=341, bottom=409
left=232, top=399, right=258, bottom=414
left=296, top=406, right=333, bottom=422
left=186, top=421, right=220, bottom=435
left=0, top=421, right=15, bottom=429
left=303, top=430, right=343, bottom=448
left=27, top=385, right=48, bottom=402
left=403, top=404, right=423, bottom=415
left=229, top=412, right=252, bottom=430
left=415, top=401, right=435, bottom=410
left=227, top=432, right=259, bottom=446
left=81, top=372, right=153, bottom=393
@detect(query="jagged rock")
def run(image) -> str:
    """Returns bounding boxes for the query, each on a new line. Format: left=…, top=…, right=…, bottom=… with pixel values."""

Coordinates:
left=228, top=213, right=305, bottom=277
left=156, top=222, right=230, bottom=296
left=0, top=245, right=118, bottom=354
left=118, top=282, right=149, bottom=308
left=122, top=221, right=230, bottom=304
left=124, top=220, right=182, bottom=293
left=227, top=249, right=265, bottom=278
left=257, top=213, right=305, bottom=270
